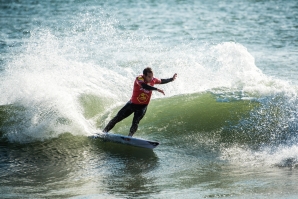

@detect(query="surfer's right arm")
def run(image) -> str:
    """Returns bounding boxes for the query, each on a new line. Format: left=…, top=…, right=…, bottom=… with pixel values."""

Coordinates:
left=140, top=83, right=165, bottom=95
left=135, top=76, right=158, bottom=91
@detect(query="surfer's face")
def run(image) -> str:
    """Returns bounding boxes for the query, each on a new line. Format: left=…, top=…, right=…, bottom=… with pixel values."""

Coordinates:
left=144, top=72, right=153, bottom=82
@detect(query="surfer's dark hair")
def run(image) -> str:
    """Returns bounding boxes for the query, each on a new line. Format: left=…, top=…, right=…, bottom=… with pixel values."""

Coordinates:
left=143, top=67, right=153, bottom=76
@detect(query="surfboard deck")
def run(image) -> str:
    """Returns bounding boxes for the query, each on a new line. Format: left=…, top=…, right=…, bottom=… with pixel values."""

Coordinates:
left=91, top=133, right=159, bottom=149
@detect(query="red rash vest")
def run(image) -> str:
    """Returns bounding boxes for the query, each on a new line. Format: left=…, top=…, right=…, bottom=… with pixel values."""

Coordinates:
left=130, top=75, right=161, bottom=105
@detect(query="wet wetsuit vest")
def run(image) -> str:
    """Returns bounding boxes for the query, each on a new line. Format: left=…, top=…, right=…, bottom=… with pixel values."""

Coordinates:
left=130, top=75, right=173, bottom=105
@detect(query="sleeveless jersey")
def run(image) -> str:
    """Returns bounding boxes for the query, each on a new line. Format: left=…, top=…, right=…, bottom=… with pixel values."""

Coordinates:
left=130, top=75, right=161, bottom=105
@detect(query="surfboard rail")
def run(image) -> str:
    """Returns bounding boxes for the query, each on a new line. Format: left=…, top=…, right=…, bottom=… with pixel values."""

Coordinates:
left=91, top=133, right=159, bottom=149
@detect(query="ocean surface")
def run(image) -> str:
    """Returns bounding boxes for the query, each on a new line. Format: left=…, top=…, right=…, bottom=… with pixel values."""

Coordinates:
left=1, top=0, right=298, bottom=198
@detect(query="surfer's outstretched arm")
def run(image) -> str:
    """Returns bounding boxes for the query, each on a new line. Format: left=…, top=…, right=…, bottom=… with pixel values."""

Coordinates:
left=141, top=73, right=177, bottom=95
left=160, top=73, right=177, bottom=84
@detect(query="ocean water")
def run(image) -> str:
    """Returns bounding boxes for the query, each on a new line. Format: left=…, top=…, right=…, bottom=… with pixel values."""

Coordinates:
left=1, top=0, right=298, bottom=198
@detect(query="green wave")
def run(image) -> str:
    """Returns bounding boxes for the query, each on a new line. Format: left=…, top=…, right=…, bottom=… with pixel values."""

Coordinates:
left=3, top=91, right=293, bottom=150
left=97, top=92, right=258, bottom=143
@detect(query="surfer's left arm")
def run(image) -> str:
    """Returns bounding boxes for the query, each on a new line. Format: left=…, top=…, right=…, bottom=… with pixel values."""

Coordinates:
left=160, top=73, right=177, bottom=84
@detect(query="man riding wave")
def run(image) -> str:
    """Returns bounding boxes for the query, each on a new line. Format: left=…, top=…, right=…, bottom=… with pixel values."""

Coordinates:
left=103, top=67, right=177, bottom=137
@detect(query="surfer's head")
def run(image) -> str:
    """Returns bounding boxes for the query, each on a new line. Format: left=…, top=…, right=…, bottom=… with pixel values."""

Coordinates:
left=143, top=67, right=153, bottom=82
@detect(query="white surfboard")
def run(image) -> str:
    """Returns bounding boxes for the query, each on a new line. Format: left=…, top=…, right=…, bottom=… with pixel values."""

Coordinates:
left=92, top=133, right=159, bottom=149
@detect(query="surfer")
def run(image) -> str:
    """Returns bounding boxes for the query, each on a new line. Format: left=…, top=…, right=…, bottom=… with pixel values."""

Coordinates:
left=103, top=67, right=177, bottom=137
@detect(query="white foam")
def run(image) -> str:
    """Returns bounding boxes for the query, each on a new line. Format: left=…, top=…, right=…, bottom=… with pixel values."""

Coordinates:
left=220, top=145, right=298, bottom=168
left=1, top=30, right=123, bottom=142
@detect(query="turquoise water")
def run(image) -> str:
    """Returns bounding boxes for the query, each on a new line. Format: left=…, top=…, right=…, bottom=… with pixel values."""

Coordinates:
left=1, top=0, right=298, bottom=198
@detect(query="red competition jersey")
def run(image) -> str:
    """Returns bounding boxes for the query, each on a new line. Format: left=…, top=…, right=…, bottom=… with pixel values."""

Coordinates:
left=130, top=75, right=161, bottom=104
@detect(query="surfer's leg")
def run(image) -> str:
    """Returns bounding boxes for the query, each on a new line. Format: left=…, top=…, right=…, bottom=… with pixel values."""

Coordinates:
left=128, top=105, right=147, bottom=137
left=103, top=102, right=134, bottom=133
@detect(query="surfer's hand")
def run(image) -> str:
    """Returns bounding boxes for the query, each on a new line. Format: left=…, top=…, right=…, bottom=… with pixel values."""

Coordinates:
left=157, top=88, right=165, bottom=95
left=172, top=73, right=177, bottom=81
